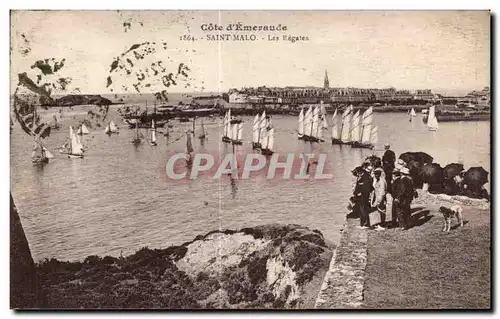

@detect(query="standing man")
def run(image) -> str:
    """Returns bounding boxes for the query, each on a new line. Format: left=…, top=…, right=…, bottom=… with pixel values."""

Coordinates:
left=391, top=167, right=414, bottom=230
left=382, top=144, right=396, bottom=194
left=355, top=164, right=374, bottom=229
left=371, top=168, right=387, bottom=230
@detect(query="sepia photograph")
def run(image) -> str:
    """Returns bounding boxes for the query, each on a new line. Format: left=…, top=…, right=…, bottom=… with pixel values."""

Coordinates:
left=9, top=10, right=491, bottom=310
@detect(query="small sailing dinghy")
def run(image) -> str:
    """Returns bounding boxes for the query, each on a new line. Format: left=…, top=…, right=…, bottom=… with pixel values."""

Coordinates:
left=32, top=141, right=54, bottom=164
left=150, top=119, right=157, bottom=146
left=352, top=106, right=374, bottom=149
left=105, top=121, right=119, bottom=135
left=427, top=105, right=439, bottom=131
left=132, top=120, right=142, bottom=145
left=186, top=131, right=194, bottom=163
left=252, top=113, right=261, bottom=148
left=62, top=127, right=84, bottom=158
left=222, top=109, right=232, bottom=143
left=297, top=108, right=305, bottom=140
left=261, top=127, right=275, bottom=156
left=77, top=124, right=90, bottom=135
left=232, top=122, right=243, bottom=145
left=331, top=108, right=342, bottom=144
left=410, top=108, right=417, bottom=117
left=198, top=119, right=207, bottom=140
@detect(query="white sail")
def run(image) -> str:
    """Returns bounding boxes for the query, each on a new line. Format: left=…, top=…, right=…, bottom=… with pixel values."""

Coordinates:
left=232, top=123, right=238, bottom=141
left=223, top=111, right=228, bottom=137
left=253, top=114, right=260, bottom=143
left=110, top=121, right=119, bottom=132
left=267, top=128, right=275, bottom=151
left=410, top=108, right=417, bottom=116
left=304, top=106, right=312, bottom=137
left=370, top=126, right=379, bottom=145
left=298, top=108, right=304, bottom=137
left=331, top=108, right=340, bottom=139
left=79, top=124, right=90, bottom=134
left=427, top=106, right=439, bottom=131
left=320, top=101, right=326, bottom=116
left=259, top=112, right=268, bottom=145
left=321, top=114, right=328, bottom=129
left=105, top=122, right=111, bottom=133
left=151, top=120, right=157, bottom=143
left=42, top=146, right=55, bottom=159
left=360, top=107, right=373, bottom=143
left=340, top=107, right=352, bottom=142
left=237, top=123, right=243, bottom=141
left=317, top=123, right=323, bottom=140
left=311, top=107, right=319, bottom=138
left=70, top=127, right=83, bottom=155
left=351, top=110, right=361, bottom=142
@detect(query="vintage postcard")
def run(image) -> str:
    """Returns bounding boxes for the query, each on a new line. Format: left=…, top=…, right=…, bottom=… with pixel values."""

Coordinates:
left=10, top=10, right=491, bottom=309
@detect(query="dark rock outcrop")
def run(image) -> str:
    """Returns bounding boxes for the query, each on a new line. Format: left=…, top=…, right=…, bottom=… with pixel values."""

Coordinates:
left=53, top=95, right=112, bottom=107
left=10, top=193, right=42, bottom=309
left=35, top=224, right=333, bottom=309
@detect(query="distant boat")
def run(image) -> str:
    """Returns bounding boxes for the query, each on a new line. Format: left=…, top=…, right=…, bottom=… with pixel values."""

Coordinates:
left=427, top=106, right=439, bottom=131
left=63, top=127, right=84, bottom=158
left=410, top=108, right=417, bottom=116
left=31, top=140, right=53, bottom=164
left=311, top=106, right=324, bottom=142
left=231, top=122, right=243, bottom=145
left=261, top=127, right=274, bottom=156
left=132, top=121, right=142, bottom=145
left=331, top=108, right=342, bottom=144
left=259, top=111, right=268, bottom=148
left=352, top=106, right=375, bottom=149
left=186, top=131, right=194, bottom=163
left=222, top=109, right=232, bottom=143
left=321, top=113, right=328, bottom=130
left=340, top=105, right=353, bottom=144
left=198, top=119, right=207, bottom=140
left=252, top=113, right=261, bottom=148
left=105, top=121, right=119, bottom=135
left=297, top=108, right=304, bottom=140
left=51, top=115, right=61, bottom=130
left=77, top=124, right=90, bottom=135
left=150, top=119, right=157, bottom=146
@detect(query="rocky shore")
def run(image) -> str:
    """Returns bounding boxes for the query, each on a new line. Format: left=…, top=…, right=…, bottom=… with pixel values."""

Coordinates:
left=36, top=224, right=333, bottom=309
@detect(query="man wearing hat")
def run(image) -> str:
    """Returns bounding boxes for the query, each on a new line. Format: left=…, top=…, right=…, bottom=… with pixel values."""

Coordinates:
left=354, top=163, right=374, bottom=229
left=391, top=166, right=414, bottom=230
left=382, top=144, right=396, bottom=194
left=371, top=168, right=387, bottom=230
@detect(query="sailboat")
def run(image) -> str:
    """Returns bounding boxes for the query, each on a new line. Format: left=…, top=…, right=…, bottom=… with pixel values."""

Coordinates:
left=261, top=127, right=275, bottom=156
left=252, top=113, right=261, bottom=148
left=349, top=110, right=361, bottom=146
left=31, top=141, right=54, bottom=164
left=427, top=105, right=439, bottom=131
left=150, top=119, right=157, bottom=146
left=297, top=108, right=305, bottom=140
left=222, top=109, right=232, bottom=143
left=230, top=122, right=243, bottom=145
left=105, top=121, right=119, bottom=134
left=186, top=131, right=194, bottom=163
left=331, top=108, right=342, bottom=144
left=66, top=127, right=84, bottom=158
left=132, top=121, right=142, bottom=145
left=340, top=105, right=352, bottom=144
left=77, top=124, right=90, bottom=135
left=352, top=106, right=374, bottom=149
left=303, top=106, right=313, bottom=141
left=306, top=106, right=322, bottom=143
left=198, top=119, right=207, bottom=140
left=410, top=108, right=417, bottom=117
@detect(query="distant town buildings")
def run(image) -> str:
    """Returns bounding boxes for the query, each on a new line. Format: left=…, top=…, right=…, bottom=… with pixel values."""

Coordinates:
left=226, top=70, right=489, bottom=107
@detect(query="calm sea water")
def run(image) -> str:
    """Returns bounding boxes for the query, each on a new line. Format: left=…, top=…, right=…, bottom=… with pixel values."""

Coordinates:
left=10, top=106, right=490, bottom=262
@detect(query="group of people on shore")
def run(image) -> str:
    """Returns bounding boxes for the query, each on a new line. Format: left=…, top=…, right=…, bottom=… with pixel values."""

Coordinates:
left=349, top=144, right=418, bottom=231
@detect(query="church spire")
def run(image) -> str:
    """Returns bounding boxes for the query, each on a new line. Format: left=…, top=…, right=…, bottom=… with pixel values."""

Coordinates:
left=324, top=69, right=329, bottom=89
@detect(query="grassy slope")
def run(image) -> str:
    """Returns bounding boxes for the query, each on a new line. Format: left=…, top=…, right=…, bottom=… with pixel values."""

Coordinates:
left=363, top=204, right=490, bottom=309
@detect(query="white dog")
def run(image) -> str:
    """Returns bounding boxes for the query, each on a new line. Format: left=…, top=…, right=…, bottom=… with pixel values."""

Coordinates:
left=439, top=205, right=464, bottom=232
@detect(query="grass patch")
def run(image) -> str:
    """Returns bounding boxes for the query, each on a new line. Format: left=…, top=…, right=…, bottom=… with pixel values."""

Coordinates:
left=363, top=206, right=490, bottom=309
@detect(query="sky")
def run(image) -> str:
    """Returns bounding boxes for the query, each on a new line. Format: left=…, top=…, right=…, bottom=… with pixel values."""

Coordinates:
left=10, top=10, right=490, bottom=96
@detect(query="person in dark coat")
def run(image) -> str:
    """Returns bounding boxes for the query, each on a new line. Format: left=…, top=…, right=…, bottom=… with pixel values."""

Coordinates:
left=391, top=167, right=414, bottom=230
left=382, top=144, right=396, bottom=194
left=354, top=164, right=374, bottom=229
